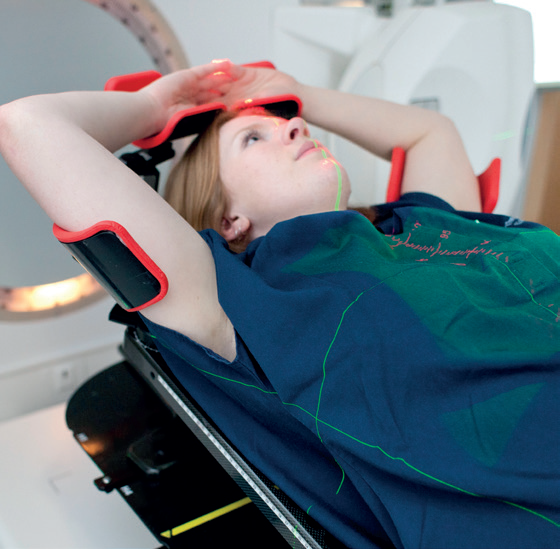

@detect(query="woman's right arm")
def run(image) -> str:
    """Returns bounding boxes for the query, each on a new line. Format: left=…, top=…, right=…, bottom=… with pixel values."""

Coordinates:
left=0, top=62, right=239, bottom=361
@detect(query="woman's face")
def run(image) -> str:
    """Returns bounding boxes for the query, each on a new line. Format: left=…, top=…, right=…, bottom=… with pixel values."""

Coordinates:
left=218, top=113, right=350, bottom=240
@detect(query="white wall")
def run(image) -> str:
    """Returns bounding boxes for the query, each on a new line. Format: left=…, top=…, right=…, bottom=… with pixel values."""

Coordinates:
left=497, top=0, right=560, bottom=83
left=155, top=0, right=299, bottom=66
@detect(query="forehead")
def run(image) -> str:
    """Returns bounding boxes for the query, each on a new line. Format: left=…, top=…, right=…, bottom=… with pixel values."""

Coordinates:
left=219, top=112, right=285, bottom=141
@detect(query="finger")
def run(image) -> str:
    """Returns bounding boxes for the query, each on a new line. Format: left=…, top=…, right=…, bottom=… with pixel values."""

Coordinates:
left=208, top=61, right=247, bottom=84
left=226, top=63, right=246, bottom=81
left=184, top=60, right=232, bottom=85
left=207, top=58, right=235, bottom=77
left=198, top=69, right=236, bottom=94
left=203, top=79, right=236, bottom=98
left=197, top=89, right=224, bottom=104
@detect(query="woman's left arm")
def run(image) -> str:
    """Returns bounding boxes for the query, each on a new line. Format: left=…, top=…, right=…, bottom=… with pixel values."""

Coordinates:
left=299, top=85, right=481, bottom=211
left=223, top=65, right=481, bottom=212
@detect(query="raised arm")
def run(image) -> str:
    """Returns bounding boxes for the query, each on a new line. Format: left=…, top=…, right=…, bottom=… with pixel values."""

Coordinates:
left=224, top=65, right=481, bottom=211
left=0, top=61, right=239, bottom=360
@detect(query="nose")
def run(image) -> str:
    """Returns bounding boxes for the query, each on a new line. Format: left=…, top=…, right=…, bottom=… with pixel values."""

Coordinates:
left=281, top=117, right=308, bottom=145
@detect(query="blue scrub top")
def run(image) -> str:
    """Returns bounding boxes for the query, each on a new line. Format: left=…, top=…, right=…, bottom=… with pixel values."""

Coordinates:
left=142, top=193, right=560, bottom=549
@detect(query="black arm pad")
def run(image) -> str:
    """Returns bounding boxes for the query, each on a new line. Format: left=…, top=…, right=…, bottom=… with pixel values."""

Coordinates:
left=53, top=221, right=168, bottom=312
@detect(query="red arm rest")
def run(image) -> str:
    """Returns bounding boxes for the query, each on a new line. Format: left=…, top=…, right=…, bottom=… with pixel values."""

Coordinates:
left=385, top=147, right=501, bottom=213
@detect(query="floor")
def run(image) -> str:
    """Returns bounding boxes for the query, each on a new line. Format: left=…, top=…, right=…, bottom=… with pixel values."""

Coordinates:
left=0, top=403, right=157, bottom=549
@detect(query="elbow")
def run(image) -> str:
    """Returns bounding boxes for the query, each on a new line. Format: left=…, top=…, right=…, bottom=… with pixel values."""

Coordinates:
left=412, top=112, right=463, bottom=152
left=0, top=102, right=13, bottom=148
left=0, top=101, right=24, bottom=157
left=401, top=108, right=459, bottom=155
left=0, top=99, right=39, bottom=165
left=423, top=111, right=458, bottom=141
left=437, top=113, right=460, bottom=137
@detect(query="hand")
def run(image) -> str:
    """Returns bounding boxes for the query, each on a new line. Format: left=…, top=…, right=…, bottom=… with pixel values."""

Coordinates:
left=219, top=63, right=303, bottom=107
left=140, top=60, right=242, bottom=120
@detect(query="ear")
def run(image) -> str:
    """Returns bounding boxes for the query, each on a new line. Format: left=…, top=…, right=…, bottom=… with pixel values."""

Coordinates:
left=220, top=214, right=251, bottom=243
